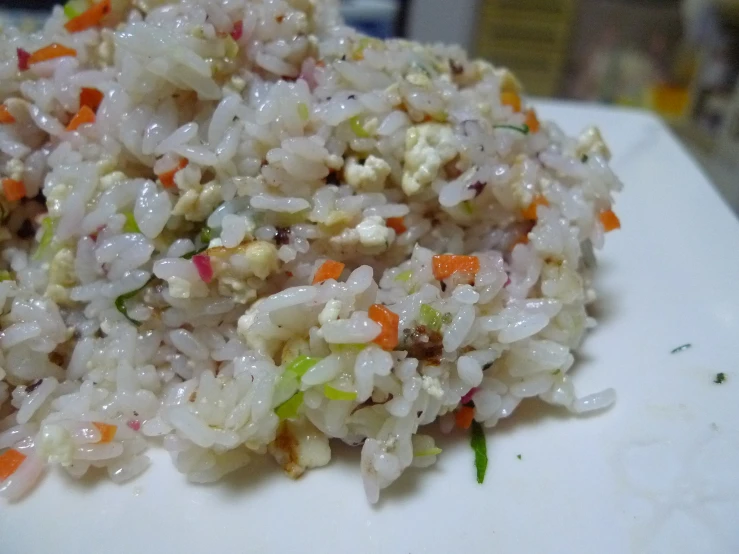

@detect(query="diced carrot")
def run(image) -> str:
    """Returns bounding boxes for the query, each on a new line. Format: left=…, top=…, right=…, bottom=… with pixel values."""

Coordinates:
left=2, top=178, right=26, bottom=202
left=368, top=304, right=399, bottom=351
left=0, top=449, right=26, bottom=480
left=79, top=87, right=104, bottom=112
left=386, top=217, right=407, bottom=235
left=431, top=255, right=480, bottom=281
left=28, top=43, right=77, bottom=65
left=93, top=422, right=117, bottom=443
left=64, top=0, right=111, bottom=33
left=521, top=194, right=549, bottom=221
left=525, top=109, right=540, bottom=133
left=500, top=91, right=522, bottom=112
left=66, top=105, right=95, bottom=131
left=0, top=106, right=16, bottom=124
left=157, top=158, right=188, bottom=188
left=312, top=260, right=345, bottom=284
left=599, top=209, right=621, bottom=232
left=455, top=405, right=475, bottom=430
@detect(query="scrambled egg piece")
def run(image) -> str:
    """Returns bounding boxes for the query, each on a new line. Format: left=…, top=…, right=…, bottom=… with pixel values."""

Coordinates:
left=356, top=216, right=391, bottom=248
left=421, top=375, right=444, bottom=399
left=208, top=240, right=279, bottom=303
left=268, top=419, right=331, bottom=479
left=37, top=423, right=75, bottom=466
left=402, top=123, right=457, bottom=195
left=5, top=158, right=23, bottom=181
left=344, top=155, right=391, bottom=192
left=45, top=248, right=76, bottom=304
left=171, top=182, right=222, bottom=221
left=576, top=126, right=611, bottom=161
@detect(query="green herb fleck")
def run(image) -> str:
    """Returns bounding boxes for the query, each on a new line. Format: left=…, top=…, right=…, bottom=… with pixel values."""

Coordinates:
left=285, top=355, right=321, bottom=378
left=323, top=384, right=357, bottom=401
left=275, top=391, right=303, bottom=420
left=470, top=420, right=488, bottom=484
left=581, top=154, right=589, bottom=163
left=517, top=454, right=522, bottom=460
left=332, top=343, right=367, bottom=354
left=349, top=116, right=371, bottom=138
left=414, top=447, right=443, bottom=457
left=394, top=270, right=412, bottom=283
left=182, top=245, right=208, bottom=260
left=441, top=312, right=453, bottom=325
left=33, top=217, right=55, bottom=260
left=200, top=226, right=212, bottom=243
left=0, top=270, right=12, bottom=282
left=122, top=211, right=140, bottom=234
left=114, top=277, right=154, bottom=325
left=670, top=343, right=692, bottom=354
left=419, top=304, right=443, bottom=332
left=297, top=102, right=310, bottom=122
left=493, top=124, right=529, bottom=135
left=714, top=372, right=726, bottom=385
left=63, top=0, right=87, bottom=18
left=461, top=200, right=474, bottom=215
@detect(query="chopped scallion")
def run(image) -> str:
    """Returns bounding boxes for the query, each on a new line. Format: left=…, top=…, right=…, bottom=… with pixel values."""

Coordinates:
left=182, top=245, right=208, bottom=260
left=414, top=447, right=442, bottom=457
left=285, top=355, right=321, bottom=378
left=349, top=116, right=370, bottom=138
left=470, top=420, right=488, bottom=484
left=419, top=303, right=442, bottom=332
left=32, top=217, right=55, bottom=260
left=0, top=270, right=12, bottom=281
left=122, top=211, right=140, bottom=234
left=323, top=384, right=357, bottom=401
left=114, top=277, right=153, bottom=326
left=394, top=270, right=412, bottom=282
left=297, top=102, right=310, bottom=122
left=493, top=124, right=529, bottom=134
left=275, top=391, right=304, bottom=420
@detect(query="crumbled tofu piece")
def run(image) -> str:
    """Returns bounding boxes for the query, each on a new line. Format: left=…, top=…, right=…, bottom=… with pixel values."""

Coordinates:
left=402, top=123, right=457, bottom=195
left=99, top=171, right=127, bottom=189
left=318, top=299, right=342, bottom=326
left=344, top=155, right=391, bottom=192
left=47, top=248, right=76, bottom=288
left=38, top=423, right=75, bottom=466
left=421, top=375, right=444, bottom=399
left=324, top=154, right=344, bottom=172
left=356, top=215, right=391, bottom=248
left=576, top=126, right=611, bottom=161
left=241, top=241, right=279, bottom=279
left=168, top=276, right=192, bottom=299
left=268, top=420, right=331, bottom=479
left=281, top=337, right=311, bottom=365
left=5, top=158, right=23, bottom=181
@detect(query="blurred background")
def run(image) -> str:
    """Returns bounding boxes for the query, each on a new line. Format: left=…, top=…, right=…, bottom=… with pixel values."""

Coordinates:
left=2, top=0, right=737, bottom=211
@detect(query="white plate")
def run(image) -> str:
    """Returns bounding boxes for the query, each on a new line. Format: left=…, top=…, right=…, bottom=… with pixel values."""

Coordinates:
left=4, top=101, right=739, bottom=554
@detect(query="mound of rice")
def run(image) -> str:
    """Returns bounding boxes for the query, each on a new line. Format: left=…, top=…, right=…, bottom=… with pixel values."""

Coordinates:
left=0, top=0, right=620, bottom=503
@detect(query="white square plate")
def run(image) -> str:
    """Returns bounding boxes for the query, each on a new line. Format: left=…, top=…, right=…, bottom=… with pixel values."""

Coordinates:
left=3, top=102, right=739, bottom=554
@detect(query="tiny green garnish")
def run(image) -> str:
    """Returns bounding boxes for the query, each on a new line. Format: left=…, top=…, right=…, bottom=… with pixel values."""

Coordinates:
left=33, top=217, right=55, bottom=260
left=470, top=420, right=488, bottom=484
left=419, top=304, right=443, bottom=332
left=670, top=343, right=692, bottom=354
left=349, top=116, right=371, bottom=138
left=394, top=270, right=412, bottom=283
left=493, top=124, right=529, bottom=134
left=323, top=385, right=357, bottom=401
left=114, top=277, right=153, bottom=326
left=714, top=372, right=726, bottom=385
left=285, top=355, right=321, bottom=378
left=414, top=447, right=443, bottom=457
left=297, top=102, right=310, bottom=122
left=275, top=391, right=304, bottom=420
left=122, top=211, right=140, bottom=234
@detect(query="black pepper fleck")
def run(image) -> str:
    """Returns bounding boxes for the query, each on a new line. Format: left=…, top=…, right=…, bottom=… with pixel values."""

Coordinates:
left=25, top=379, right=43, bottom=394
left=274, top=226, right=291, bottom=246
left=325, top=172, right=340, bottom=186
left=17, top=219, right=35, bottom=239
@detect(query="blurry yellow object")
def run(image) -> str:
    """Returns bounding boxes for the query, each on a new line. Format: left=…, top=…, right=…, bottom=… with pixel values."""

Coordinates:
left=474, top=0, right=577, bottom=97
left=648, top=85, right=691, bottom=119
